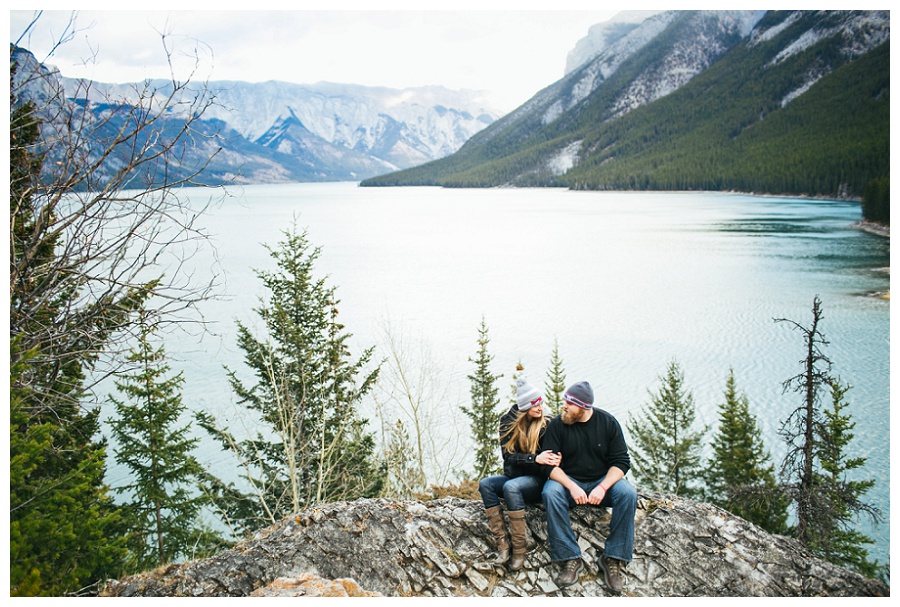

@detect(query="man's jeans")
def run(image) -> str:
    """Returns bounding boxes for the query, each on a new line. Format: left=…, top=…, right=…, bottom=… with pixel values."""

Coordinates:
left=479, top=474, right=544, bottom=511
left=542, top=475, right=637, bottom=563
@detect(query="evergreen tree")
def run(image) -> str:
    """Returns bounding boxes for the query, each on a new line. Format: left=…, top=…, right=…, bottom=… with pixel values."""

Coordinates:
left=11, top=38, right=220, bottom=594
left=463, top=317, right=503, bottom=479
left=10, top=349, right=127, bottom=596
left=10, top=64, right=130, bottom=596
left=109, top=315, right=221, bottom=571
left=704, top=370, right=789, bottom=534
left=862, top=177, right=890, bottom=224
left=627, top=360, right=707, bottom=498
left=776, top=297, right=881, bottom=576
left=544, top=338, right=567, bottom=415
left=196, top=224, right=384, bottom=537
left=809, top=378, right=881, bottom=578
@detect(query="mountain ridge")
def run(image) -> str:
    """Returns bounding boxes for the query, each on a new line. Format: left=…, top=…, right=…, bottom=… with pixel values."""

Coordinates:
left=11, top=44, right=502, bottom=184
left=361, top=10, right=889, bottom=199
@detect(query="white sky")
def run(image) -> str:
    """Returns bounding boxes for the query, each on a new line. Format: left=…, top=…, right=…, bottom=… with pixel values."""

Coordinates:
left=8, top=3, right=631, bottom=112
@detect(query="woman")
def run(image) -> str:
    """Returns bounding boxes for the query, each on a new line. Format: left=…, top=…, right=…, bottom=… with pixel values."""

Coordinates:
left=478, top=367, right=560, bottom=570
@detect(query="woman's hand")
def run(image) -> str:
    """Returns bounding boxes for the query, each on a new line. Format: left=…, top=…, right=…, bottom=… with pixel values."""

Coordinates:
left=535, top=450, right=561, bottom=467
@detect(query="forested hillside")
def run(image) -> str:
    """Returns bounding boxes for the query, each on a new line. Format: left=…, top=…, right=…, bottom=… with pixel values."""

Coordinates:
left=362, top=11, right=889, bottom=202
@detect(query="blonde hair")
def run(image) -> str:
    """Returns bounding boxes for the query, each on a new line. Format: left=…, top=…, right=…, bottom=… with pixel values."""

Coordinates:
left=502, top=409, right=547, bottom=454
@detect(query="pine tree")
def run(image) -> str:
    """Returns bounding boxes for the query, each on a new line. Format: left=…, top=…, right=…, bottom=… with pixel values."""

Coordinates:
left=776, top=297, right=881, bottom=577
left=809, top=378, right=881, bottom=578
left=196, top=224, right=384, bottom=537
left=627, top=360, right=707, bottom=498
left=109, top=316, right=221, bottom=571
left=704, top=370, right=789, bottom=534
left=544, top=338, right=567, bottom=415
left=10, top=65, right=130, bottom=596
left=463, top=317, right=503, bottom=479
left=10, top=350, right=127, bottom=596
left=11, top=39, right=221, bottom=594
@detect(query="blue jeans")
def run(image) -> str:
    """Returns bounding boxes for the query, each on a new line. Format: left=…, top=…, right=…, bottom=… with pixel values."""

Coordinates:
left=479, top=474, right=544, bottom=511
left=542, top=475, right=637, bottom=563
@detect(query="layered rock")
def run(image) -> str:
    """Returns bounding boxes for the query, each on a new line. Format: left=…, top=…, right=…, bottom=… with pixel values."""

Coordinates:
left=100, top=492, right=888, bottom=597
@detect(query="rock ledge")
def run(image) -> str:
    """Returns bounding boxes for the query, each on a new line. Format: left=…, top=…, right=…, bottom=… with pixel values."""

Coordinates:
left=100, top=492, right=889, bottom=597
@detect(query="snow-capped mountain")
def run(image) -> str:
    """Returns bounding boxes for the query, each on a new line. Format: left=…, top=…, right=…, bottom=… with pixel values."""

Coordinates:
left=58, top=75, right=500, bottom=181
left=504, top=10, right=766, bottom=131
left=12, top=43, right=501, bottom=184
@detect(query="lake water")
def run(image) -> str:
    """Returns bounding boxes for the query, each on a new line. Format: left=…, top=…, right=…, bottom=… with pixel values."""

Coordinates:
left=103, top=182, right=890, bottom=566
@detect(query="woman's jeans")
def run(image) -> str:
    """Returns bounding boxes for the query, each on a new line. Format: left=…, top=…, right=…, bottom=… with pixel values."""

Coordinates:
left=479, top=474, right=544, bottom=511
left=542, top=475, right=637, bottom=563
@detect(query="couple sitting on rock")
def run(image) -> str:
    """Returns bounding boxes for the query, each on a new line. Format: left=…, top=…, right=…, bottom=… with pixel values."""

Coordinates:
left=478, top=368, right=637, bottom=594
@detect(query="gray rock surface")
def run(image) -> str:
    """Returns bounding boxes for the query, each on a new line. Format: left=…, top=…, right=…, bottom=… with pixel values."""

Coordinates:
left=100, top=492, right=889, bottom=597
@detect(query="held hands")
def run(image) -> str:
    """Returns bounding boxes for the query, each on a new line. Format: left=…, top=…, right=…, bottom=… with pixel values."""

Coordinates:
left=535, top=450, right=561, bottom=467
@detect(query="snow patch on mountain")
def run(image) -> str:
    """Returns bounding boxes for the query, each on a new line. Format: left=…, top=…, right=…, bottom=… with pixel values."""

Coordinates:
left=758, top=10, right=890, bottom=66
left=754, top=11, right=890, bottom=108
left=606, top=11, right=766, bottom=119
left=565, top=10, right=666, bottom=74
left=539, top=12, right=680, bottom=126
left=781, top=76, right=821, bottom=107
left=750, top=12, right=802, bottom=46
left=545, top=141, right=582, bottom=176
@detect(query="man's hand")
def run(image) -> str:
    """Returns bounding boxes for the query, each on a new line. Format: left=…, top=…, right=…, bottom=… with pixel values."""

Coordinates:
left=535, top=450, right=561, bottom=467
left=569, top=484, right=589, bottom=505
left=588, top=484, right=606, bottom=505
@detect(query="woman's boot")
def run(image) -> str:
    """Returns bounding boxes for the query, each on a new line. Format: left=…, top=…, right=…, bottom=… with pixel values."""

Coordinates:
left=507, top=510, right=528, bottom=571
left=484, top=506, right=510, bottom=564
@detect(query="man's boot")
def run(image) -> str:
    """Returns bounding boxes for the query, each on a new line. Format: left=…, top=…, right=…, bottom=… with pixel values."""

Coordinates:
left=507, top=510, right=528, bottom=571
left=484, top=506, right=510, bottom=564
left=600, top=555, right=626, bottom=594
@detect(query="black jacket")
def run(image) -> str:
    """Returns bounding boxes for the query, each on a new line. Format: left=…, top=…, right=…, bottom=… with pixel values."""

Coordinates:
left=498, top=405, right=553, bottom=480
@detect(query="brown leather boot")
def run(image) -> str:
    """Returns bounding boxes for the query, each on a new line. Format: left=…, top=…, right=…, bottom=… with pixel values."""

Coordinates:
left=507, top=510, right=528, bottom=571
left=484, top=506, right=510, bottom=564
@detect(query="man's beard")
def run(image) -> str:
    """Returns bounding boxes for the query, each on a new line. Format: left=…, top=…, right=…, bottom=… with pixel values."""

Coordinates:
left=562, top=407, right=587, bottom=425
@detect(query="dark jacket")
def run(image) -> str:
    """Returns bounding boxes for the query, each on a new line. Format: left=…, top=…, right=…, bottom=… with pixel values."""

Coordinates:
left=542, top=407, right=631, bottom=483
left=498, top=405, right=552, bottom=480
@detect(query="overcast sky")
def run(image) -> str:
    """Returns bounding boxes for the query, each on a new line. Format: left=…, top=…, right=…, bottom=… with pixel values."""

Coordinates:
left=8, top=3, right=634, bottom=112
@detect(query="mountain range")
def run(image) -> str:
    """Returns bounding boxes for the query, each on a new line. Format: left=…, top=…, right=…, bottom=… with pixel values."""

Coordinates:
left=10, top=45, right=501, bottom=184
left=11, top=10, right=890, bottom=196
left=362, top=10, right=889, bottom=199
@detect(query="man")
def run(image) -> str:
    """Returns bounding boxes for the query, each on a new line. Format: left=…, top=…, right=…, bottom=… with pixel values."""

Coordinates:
left=541, top=381, right=637, bottom=593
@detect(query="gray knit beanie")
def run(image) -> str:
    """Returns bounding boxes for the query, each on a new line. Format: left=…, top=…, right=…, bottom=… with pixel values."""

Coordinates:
left=515, top=375, right=544, bottom=411
left=564, top=381, right=594, bottom=409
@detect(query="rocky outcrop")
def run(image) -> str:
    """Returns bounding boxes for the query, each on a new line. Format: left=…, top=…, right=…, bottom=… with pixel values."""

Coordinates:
left=100, top=492, right=888, bottom=597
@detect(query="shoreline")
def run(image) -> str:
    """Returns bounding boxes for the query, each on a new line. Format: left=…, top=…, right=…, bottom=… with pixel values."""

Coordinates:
left=850, top=221, right=890, bottom=300
left=851, top=220, right=890, bottom=238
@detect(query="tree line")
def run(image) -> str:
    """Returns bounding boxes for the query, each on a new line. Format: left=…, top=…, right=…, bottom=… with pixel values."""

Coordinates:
left=461, top=298, right=885, bottom=583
